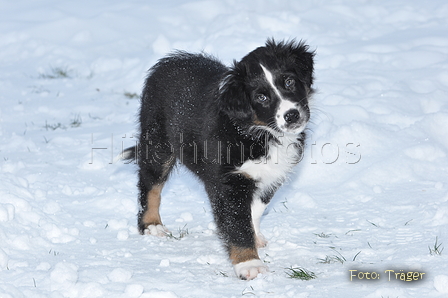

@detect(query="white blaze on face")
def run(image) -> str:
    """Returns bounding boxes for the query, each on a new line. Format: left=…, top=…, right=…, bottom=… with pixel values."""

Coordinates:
left=260, top=64, right=283, bottom=100
left=259, top=64, right=302, bottom=133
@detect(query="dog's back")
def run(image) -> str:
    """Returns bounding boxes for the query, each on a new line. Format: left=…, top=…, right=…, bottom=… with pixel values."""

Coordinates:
left=140, top=52, right=226, bottom=138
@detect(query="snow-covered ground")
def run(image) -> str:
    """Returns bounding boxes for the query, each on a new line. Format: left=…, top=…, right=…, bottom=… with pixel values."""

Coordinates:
left=1, top=0, right=448, bottom=297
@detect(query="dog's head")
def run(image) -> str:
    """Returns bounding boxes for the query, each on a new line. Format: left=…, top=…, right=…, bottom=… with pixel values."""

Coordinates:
left=218, top=39, right=315, bottom=137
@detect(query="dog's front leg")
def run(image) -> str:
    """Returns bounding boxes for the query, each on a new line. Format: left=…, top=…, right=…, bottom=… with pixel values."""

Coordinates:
left=207, top=174, right=268, bottom=280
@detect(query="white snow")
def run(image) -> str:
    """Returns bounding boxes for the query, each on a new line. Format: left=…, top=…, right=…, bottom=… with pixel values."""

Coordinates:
left=125, top=284, right=145, bottom=298
left=50, top=262, right=79, bottom=284
left=434, top=275, right=448, bottom=294
left=159, top=259, right=170, bottom=268
left=108, top=268, right=133, bottom=282
left=1, top=0, right=448, bottom=297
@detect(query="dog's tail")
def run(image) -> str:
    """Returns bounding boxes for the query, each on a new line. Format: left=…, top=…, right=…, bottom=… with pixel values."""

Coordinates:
left=123, top=146, right=136, bottom=160
left=114, top=146, right=137, bottom=164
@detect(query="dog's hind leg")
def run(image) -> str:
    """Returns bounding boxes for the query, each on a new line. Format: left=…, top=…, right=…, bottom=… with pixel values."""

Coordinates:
left=138, top=181, right=167, bottom=236
left=137, top=140, right=175, bottom=236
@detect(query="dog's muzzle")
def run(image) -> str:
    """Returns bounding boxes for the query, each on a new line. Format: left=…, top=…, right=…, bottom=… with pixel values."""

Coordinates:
left=282, top=108, right=308, bottom=134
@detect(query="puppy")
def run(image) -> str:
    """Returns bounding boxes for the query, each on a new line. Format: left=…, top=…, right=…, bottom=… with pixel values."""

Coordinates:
left=124, top=39, right=315, bottom=280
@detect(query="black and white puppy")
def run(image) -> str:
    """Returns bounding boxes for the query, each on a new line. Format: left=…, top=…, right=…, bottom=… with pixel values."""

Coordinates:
left=125, top=39, right=315, bottom=280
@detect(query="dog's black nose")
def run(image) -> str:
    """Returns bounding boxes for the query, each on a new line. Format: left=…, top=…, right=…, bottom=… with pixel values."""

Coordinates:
left=284, top=109, right=300, bottom=124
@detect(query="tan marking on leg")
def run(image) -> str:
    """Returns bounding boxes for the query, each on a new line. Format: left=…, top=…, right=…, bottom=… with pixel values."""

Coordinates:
left=229, top=246, right=259, bottom=265
left=142, top=183, right=164, bottom=226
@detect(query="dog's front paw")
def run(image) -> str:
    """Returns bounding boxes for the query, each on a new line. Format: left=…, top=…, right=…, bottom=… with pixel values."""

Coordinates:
left=233, top=259, right=268, bottom=280
left=144, top=224, right=170, bottom=237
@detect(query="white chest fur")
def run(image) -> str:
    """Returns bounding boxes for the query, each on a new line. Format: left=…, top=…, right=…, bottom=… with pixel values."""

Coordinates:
left=236, top=135, right=302, bottom=194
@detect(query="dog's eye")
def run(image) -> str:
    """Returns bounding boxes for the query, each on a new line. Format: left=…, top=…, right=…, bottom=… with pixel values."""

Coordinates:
left=255, top=94, right=268, bottom=102
left=285, top=78, right=295, bottom=89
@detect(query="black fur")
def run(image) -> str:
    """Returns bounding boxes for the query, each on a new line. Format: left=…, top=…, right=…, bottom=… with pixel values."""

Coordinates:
left=125, top=39, right=315, bottom=279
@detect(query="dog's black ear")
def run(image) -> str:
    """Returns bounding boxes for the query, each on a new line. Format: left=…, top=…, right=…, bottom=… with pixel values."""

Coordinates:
left=217, top=62, right=253, bottom=121
left=290, top=41, right=315, bottom=88
left=266, top=39, right=315, bottom=89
